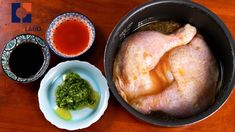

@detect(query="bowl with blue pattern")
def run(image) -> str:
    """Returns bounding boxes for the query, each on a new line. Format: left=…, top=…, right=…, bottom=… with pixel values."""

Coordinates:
left=1, top=34, right=50, bottom=83
left=46, top=12, right=96, bottom=58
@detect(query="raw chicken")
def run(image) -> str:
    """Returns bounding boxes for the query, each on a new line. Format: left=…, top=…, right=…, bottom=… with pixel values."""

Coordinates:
left=132, top=35, right=219, bottom=117
left=113, top=24, right=197, bottom=101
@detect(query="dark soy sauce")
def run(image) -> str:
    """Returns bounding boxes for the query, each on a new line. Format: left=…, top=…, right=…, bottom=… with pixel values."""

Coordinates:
left=9, top=42, right=44, bottom=78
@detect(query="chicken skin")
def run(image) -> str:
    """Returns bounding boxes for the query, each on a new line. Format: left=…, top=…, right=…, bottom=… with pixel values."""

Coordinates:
left=132, top=35, right=219, bottom=117
left=114, top=24, right=196, bottom=101
left=113, top=24, right=219, bottom=117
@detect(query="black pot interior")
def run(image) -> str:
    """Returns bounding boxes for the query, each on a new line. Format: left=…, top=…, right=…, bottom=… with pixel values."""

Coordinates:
left=105, top=0, right=235, bottom=126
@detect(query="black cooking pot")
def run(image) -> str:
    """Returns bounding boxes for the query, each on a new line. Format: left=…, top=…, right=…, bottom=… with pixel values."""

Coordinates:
left=104, top=0, right=235, bottom=126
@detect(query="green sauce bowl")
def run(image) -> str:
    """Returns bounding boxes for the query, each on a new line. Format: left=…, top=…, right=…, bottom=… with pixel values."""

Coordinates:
left=38, top=60, right=109, bottom=130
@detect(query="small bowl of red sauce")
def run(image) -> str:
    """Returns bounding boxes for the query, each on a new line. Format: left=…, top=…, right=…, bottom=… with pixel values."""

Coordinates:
left=46, top=12, right=95, bottom=58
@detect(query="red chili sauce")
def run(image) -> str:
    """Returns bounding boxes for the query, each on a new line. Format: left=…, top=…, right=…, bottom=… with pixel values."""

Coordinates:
left=53, top=20, right=90, bottom=56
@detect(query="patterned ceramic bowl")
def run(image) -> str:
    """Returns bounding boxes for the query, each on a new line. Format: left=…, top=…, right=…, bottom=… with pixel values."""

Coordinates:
left=38, top=60, right=109, bottom=130
left=46, top=12, right=95, bottom=58
left=1, top=34, right=50, bottom=83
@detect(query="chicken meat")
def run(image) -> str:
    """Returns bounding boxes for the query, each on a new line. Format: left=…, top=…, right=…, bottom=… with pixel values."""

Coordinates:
left=113, top=24, right=197, bottom=101
left=132, top=35, right=219, bottom=117
left=113, top=24, right=219, bottom=117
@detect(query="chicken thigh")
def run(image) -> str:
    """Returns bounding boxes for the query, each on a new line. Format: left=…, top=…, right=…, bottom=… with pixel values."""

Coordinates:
left=113, top=23, right=219, bottom=117
left=113, top=24, right=197, bottom=101
left=132, top=35, right=219, bottom=117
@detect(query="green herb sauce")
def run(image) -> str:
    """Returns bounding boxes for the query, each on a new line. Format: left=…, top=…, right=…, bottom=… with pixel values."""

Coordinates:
left=56, top=72, right=100, bottom=112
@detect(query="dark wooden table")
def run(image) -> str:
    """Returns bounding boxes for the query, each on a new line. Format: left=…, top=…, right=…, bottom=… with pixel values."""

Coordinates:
left=0, top=0, right=234, bottom=131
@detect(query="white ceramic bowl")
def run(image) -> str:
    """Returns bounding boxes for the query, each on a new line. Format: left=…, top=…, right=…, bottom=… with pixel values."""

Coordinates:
left=38, top=60, right=109, bottom=130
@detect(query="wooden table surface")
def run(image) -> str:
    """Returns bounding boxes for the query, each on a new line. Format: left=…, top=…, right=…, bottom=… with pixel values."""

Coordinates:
left=0, top=0, right=234, bottom=131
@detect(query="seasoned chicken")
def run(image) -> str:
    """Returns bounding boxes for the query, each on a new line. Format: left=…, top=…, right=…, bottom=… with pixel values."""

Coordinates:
left=113, top=24, right=197, bottom=102
left=132, top=35, right=219, bottom=117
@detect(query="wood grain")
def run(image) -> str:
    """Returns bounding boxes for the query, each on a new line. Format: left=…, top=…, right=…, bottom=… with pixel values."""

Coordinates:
left=0, top=0, right=234, bottom=131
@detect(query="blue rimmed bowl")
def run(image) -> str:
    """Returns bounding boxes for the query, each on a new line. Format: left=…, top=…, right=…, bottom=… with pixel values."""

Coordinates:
left=38, top=60, right=109, bottom=130
left=1, top=34, right=50, bottom=83
left=46, top=12, right=96, bottom=59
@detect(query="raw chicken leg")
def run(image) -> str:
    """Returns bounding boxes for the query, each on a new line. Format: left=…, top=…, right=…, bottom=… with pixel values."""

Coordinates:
left=132, top=35, right=219, bottom=117
left=113, top=24, right=197, bottom=101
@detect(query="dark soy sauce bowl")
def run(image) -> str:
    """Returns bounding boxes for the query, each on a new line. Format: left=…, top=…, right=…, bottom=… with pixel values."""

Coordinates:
left=1, top=34, right=50, bottom=83
left=104, top=0, right=235, bottom=126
